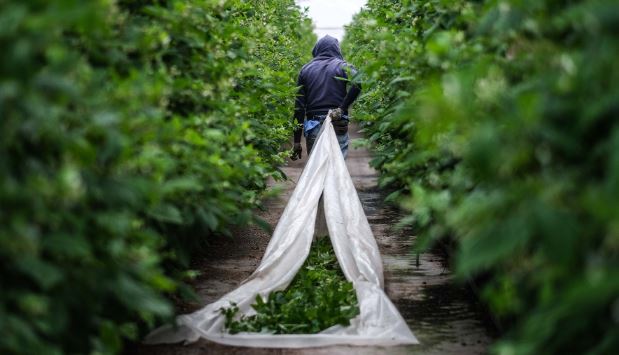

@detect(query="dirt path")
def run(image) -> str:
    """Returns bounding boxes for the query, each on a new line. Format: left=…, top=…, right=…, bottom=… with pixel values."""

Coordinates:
left=136, top=125, right=496, bottom=354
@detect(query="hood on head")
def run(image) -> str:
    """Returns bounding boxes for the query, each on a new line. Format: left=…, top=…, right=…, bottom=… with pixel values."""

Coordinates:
left=312, top=35, right=343, bottom=59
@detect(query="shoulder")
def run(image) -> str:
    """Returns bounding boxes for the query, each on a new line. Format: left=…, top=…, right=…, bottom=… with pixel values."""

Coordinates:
left=298, top=62, right=313, bottom=81
left=300, top=59, right=316, bottom=74
left=339, top=61, right=358, bottom=77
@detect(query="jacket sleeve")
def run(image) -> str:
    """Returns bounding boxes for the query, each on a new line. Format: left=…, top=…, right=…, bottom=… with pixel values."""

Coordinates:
left=340, top=64, right=362, bottom=114
left=293, top=72, right=305, bottom=143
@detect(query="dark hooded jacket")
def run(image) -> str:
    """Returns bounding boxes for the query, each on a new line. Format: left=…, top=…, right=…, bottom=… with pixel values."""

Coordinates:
left=294, top=35, right=361, bottom=142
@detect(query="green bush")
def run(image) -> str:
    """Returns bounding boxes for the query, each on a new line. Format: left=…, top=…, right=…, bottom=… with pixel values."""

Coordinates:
left=0, top=0, right=314, bottom=354
left=344, top=0, right=619, bottom=354
left=133, top=0, right=315, bottom=265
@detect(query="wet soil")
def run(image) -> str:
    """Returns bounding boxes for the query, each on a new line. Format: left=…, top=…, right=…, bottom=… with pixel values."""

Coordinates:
left=135, top=125, right=496, bottom=354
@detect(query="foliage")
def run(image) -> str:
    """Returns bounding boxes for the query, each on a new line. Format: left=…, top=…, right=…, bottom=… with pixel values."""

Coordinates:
left=344, top=0, right=619, bottom=354
left=0, top=0, right=314, bottom=354
left=132, top=0, right=316, bottom=266
left=222, top=237, right=359, bottom=334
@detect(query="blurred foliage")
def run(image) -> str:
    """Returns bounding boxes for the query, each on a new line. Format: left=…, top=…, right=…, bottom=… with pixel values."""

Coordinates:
left=221, top=236, right=359, bottom=334
left=344, top=0, right=619, bottom=354
left=0, top=0, right=314, bottom=354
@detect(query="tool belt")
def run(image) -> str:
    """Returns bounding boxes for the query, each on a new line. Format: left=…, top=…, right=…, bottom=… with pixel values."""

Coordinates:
left=310, top=114, right=349, bottom=135
left=332, top=119, right=349, bottom=135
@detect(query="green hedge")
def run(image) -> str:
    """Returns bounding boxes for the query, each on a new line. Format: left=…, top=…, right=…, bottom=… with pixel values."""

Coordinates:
left=0, top=1, right=314, bottom=354
left=344, top=0, right=618, bottom=353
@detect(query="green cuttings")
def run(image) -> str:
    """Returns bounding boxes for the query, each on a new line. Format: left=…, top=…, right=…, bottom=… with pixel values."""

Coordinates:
left=221, top=237, right=359, bottom=334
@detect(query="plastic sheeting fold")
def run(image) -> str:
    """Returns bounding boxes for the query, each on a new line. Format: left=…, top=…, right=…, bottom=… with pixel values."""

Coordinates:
left=144, top=113, right=418, bottom=348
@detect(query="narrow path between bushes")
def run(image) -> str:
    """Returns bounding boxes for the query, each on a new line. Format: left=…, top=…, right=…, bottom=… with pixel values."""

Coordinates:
left=135, top=125, right=496, bottom=355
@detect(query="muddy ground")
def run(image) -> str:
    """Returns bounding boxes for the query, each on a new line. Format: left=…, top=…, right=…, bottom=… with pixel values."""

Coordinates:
left=134, top=125, right=496, bottom=354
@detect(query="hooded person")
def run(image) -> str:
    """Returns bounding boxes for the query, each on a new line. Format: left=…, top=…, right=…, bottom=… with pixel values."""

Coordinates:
left=291, top=35, right=362, bottom=160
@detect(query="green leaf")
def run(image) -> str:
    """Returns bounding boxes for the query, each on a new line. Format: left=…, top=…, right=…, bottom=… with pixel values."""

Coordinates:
left=147, top=204, right=184, bottom=224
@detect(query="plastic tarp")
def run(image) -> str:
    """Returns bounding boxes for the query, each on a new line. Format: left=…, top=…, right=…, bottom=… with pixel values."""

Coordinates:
left=144, top=113, right=418, bottom=348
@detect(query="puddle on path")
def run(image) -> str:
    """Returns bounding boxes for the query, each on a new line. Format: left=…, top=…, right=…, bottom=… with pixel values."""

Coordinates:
left=134, top=126, right=496, bottom=354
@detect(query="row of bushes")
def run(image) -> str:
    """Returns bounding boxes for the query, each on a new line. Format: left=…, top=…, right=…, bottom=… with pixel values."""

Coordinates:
left=343, top=0, right=618, bottom=353
left=0, top=1, right=314, bottom=354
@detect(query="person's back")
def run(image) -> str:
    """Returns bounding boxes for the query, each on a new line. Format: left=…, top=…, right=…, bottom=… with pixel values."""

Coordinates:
left=291, top=36, right=361, bottom=160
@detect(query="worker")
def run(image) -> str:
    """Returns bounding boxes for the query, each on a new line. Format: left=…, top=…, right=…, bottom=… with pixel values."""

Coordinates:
left=291, top=35, right=361, bottom=160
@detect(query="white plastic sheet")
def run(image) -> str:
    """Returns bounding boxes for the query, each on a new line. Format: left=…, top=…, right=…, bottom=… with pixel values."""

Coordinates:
left=144, top=113, right=418, bottom=348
